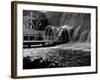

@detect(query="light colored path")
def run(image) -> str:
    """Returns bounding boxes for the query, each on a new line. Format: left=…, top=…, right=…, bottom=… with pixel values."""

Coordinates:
left=23, top=42, right=90, bottom=57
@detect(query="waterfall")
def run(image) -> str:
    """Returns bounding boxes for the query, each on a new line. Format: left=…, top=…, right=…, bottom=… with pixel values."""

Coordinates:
left=86, top=32, right=91, bottom=43
left=79, top=30, right=88, bottom=42
left=72, top=26, right=81, bottom=41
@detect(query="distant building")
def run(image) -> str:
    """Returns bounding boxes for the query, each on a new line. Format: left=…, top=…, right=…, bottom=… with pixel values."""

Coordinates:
left=23, top=10, right=49, bottom=41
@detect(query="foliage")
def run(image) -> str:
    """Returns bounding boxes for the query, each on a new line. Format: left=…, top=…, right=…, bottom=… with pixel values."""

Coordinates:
left=23, top=48, right=90, bottom=69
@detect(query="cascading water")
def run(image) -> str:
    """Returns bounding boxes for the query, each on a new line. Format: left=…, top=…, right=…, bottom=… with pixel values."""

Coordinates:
left=72, top=26, right=81, bottom=41
left=86, top=32, right=91, bottom=43
left=59, top=13, right=91, bottom=43
left=78, top=30, right=88, bottom=42
left=69, top=26, right=90, bottom=43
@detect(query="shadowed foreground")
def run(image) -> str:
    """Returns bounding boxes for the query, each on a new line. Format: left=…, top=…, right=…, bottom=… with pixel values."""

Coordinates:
left=23, top=43, right=91, bottom=69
